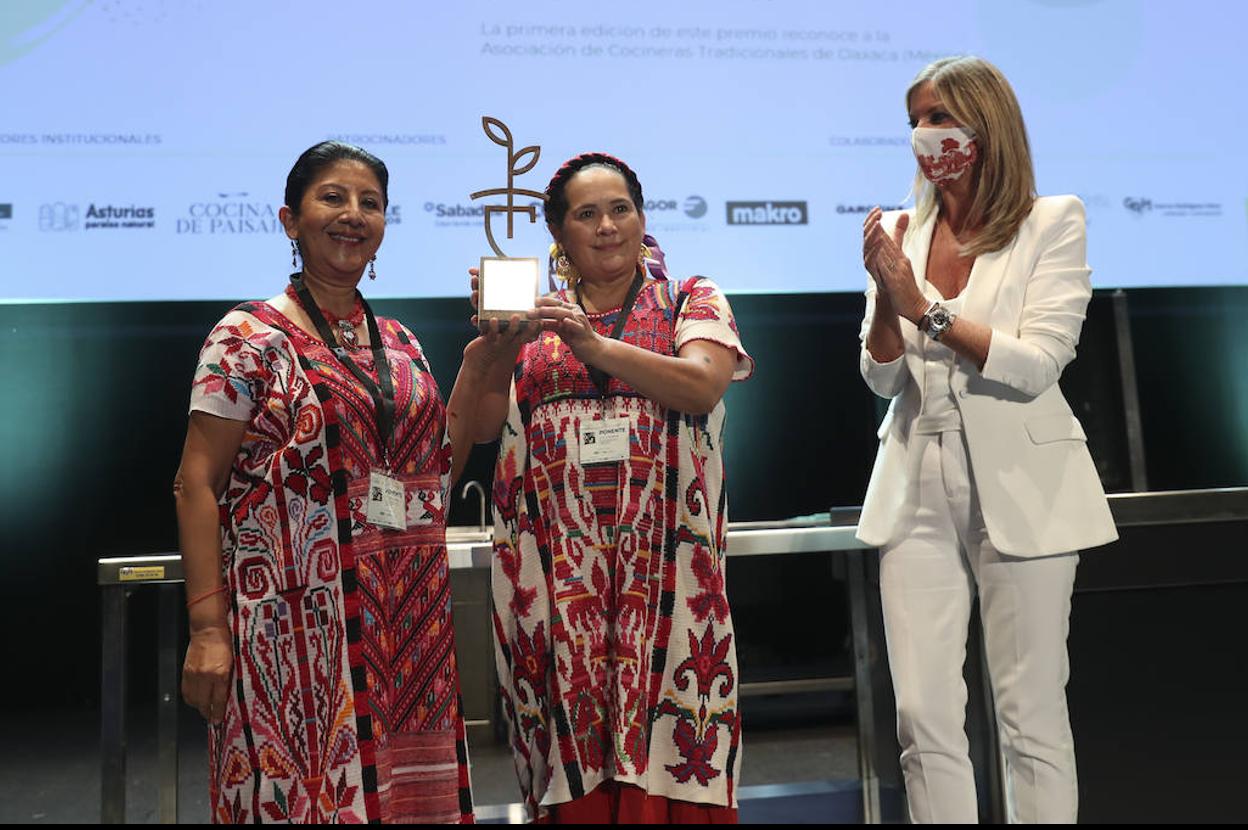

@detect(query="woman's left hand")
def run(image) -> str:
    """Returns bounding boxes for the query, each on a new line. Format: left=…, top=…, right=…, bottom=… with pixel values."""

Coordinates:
left=534, top=296, right=603, bottom=363
left=863, top=208, right=928, bottom=324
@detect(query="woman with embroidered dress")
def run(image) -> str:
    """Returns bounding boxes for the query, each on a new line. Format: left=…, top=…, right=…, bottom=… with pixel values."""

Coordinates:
left=175, top=141, right=474, bottom=824
left=447, top=153, right=754, bottom=823
left=857, top=57, right=1117, bottom=823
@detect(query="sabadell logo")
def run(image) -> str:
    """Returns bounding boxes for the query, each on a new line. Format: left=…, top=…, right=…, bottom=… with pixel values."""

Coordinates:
left=424, top=200, right=542, bottom=222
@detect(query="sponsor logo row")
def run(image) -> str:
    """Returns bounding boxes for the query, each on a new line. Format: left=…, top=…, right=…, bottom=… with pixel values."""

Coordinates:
left=0, top=196, right=1233, bottom=233
left=26, top=197, right=401, bottom=234
left=13, top=196, right=805, bottom=231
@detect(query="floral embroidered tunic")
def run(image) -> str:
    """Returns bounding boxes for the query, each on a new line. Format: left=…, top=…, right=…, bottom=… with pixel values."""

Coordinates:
left=189, top=302, right=473, bottom=824
left=491, top=276, right=754, bottom=818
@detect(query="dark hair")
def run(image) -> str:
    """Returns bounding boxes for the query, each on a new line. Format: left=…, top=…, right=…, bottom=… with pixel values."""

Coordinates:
left=544, top=152, right=644, bottom=228
left=284, top=141, right=389, bottom=215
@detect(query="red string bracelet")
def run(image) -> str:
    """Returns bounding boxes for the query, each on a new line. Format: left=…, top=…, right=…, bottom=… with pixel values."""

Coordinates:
left=186, top=584, right=227, bottom=609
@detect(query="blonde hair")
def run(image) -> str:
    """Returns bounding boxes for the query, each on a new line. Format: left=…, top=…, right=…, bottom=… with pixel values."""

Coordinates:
left=908, top=56, right=1036, bottom=256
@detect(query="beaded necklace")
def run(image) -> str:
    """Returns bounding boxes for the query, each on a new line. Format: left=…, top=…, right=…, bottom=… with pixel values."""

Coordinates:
left=284, top=282, right=365, bottom=348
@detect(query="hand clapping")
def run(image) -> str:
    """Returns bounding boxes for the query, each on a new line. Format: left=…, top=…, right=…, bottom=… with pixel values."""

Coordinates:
left=862, top=207, right=925, bottom=323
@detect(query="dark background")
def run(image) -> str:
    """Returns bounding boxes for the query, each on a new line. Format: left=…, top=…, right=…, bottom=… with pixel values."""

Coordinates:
left=2, top=286, right=1246, bottom=820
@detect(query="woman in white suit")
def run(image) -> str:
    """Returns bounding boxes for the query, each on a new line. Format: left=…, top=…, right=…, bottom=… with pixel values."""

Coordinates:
left=857, top=56, right=1117, bottom=824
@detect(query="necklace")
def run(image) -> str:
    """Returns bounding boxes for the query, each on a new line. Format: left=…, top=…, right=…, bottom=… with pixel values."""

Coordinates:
left=285, top=283, right=365, bottom=348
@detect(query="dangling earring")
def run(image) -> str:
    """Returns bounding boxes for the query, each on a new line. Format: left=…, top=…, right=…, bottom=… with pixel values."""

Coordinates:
left=368, top=256, right=377, bottom=280
left=554, top=244, right=579, bottom=289
left=291, top=240, right=300, bottom=269
left=637, top=242, right=652, bottom=272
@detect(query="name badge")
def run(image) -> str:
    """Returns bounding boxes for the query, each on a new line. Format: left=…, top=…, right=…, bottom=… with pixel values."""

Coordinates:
left=579, top=417, right=630, bottom=465
left=366, top=470, right=407, bottom=531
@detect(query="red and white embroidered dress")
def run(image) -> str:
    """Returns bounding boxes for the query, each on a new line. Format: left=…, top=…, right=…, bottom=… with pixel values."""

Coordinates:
left=189, top=302, right=473, bottom=824
left=491, top=276, right=754, bottom=820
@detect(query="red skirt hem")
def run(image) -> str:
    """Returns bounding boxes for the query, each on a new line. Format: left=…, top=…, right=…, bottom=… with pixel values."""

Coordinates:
left=535, top=780, right=737, bottom=824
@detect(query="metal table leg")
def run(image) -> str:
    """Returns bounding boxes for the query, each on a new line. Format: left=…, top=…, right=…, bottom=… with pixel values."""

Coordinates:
left=846, top=549, right=881, bottom=824
left=100, top=585, right=128, bottom=824
left=157, top=584, right=180, bottom=824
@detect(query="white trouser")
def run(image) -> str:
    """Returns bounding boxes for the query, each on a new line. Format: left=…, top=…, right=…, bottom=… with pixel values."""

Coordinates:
left=880, top=431, right=1079, bottom=824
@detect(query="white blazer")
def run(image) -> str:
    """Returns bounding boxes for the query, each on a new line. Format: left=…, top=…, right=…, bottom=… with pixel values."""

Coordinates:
left=856, top=195, right=1118, bottom=557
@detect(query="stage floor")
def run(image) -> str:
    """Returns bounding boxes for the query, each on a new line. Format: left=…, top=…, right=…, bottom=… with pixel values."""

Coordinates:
left=0, top=702, right=865, bottom=824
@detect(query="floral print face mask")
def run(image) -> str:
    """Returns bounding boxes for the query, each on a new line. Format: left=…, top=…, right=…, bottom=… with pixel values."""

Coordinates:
left=912, top=126, right=978, bottom=186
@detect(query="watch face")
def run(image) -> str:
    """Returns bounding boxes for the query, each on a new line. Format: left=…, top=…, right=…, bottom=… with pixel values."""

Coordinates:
left=928, top=305, right=954, bottom=339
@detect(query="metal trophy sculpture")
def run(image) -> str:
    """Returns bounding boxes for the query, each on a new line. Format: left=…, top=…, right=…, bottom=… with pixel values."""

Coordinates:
left=469, top=116, right=544, bottom=321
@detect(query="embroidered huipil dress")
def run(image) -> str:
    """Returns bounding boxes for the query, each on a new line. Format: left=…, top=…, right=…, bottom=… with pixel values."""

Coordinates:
left=491, top=276, right=754, bottom=819
left=189, top=302, right=473, bottom=824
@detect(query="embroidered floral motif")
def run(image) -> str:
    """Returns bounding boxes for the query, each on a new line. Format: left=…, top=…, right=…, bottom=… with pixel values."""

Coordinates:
left=687, top=543, right=730, bottom=624
left=658, top=623, right=738, bottom=788
left=281, top=445, right=332, bottom=503
left=675, top=623, right=735, bottom=699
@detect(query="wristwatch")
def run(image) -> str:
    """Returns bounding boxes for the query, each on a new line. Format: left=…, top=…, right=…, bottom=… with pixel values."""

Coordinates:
left=923, top=302, right=956, bottom=341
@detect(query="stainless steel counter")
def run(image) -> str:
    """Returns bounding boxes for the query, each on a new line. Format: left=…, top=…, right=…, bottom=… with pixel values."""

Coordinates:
left=439, top=520, right=872, bottom=572
left=96, top=486, right=1248, bottom=823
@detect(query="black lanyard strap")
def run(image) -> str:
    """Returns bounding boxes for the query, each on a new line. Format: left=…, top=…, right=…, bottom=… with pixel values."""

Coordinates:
left=290, top=274, right=396, bottom=466
left=577, top=272, right=645, bottom=398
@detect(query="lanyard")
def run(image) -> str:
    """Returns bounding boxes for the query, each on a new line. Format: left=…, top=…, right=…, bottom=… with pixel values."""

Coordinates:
left=290, top=274, right=396, bottom=468
left=577, top=272, right=645, bottom=398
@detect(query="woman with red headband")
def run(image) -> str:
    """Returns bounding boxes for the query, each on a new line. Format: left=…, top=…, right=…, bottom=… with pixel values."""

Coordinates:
left=448, top=153, right=754, bottom=823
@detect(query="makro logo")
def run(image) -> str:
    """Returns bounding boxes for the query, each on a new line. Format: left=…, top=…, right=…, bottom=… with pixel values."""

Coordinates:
left=726, top=200, right=808, bottom=225
left=179, top=193, right=282, bottom=234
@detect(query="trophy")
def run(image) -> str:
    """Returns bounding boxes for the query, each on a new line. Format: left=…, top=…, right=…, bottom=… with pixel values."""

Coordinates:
left=469, top=116, right=545, bottom=322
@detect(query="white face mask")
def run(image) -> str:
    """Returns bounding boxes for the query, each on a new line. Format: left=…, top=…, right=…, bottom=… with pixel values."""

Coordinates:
left=911, top=126, right=978, bottom=186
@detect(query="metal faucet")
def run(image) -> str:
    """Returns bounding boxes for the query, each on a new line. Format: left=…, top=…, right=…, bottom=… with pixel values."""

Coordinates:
left=460, top=480, right=488, bottom=533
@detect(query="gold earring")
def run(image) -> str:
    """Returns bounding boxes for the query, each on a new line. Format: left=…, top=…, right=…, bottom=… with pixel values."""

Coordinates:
left=637, top=242, right=652, bottom=271
left=554, top=244, right=579, bottom=288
